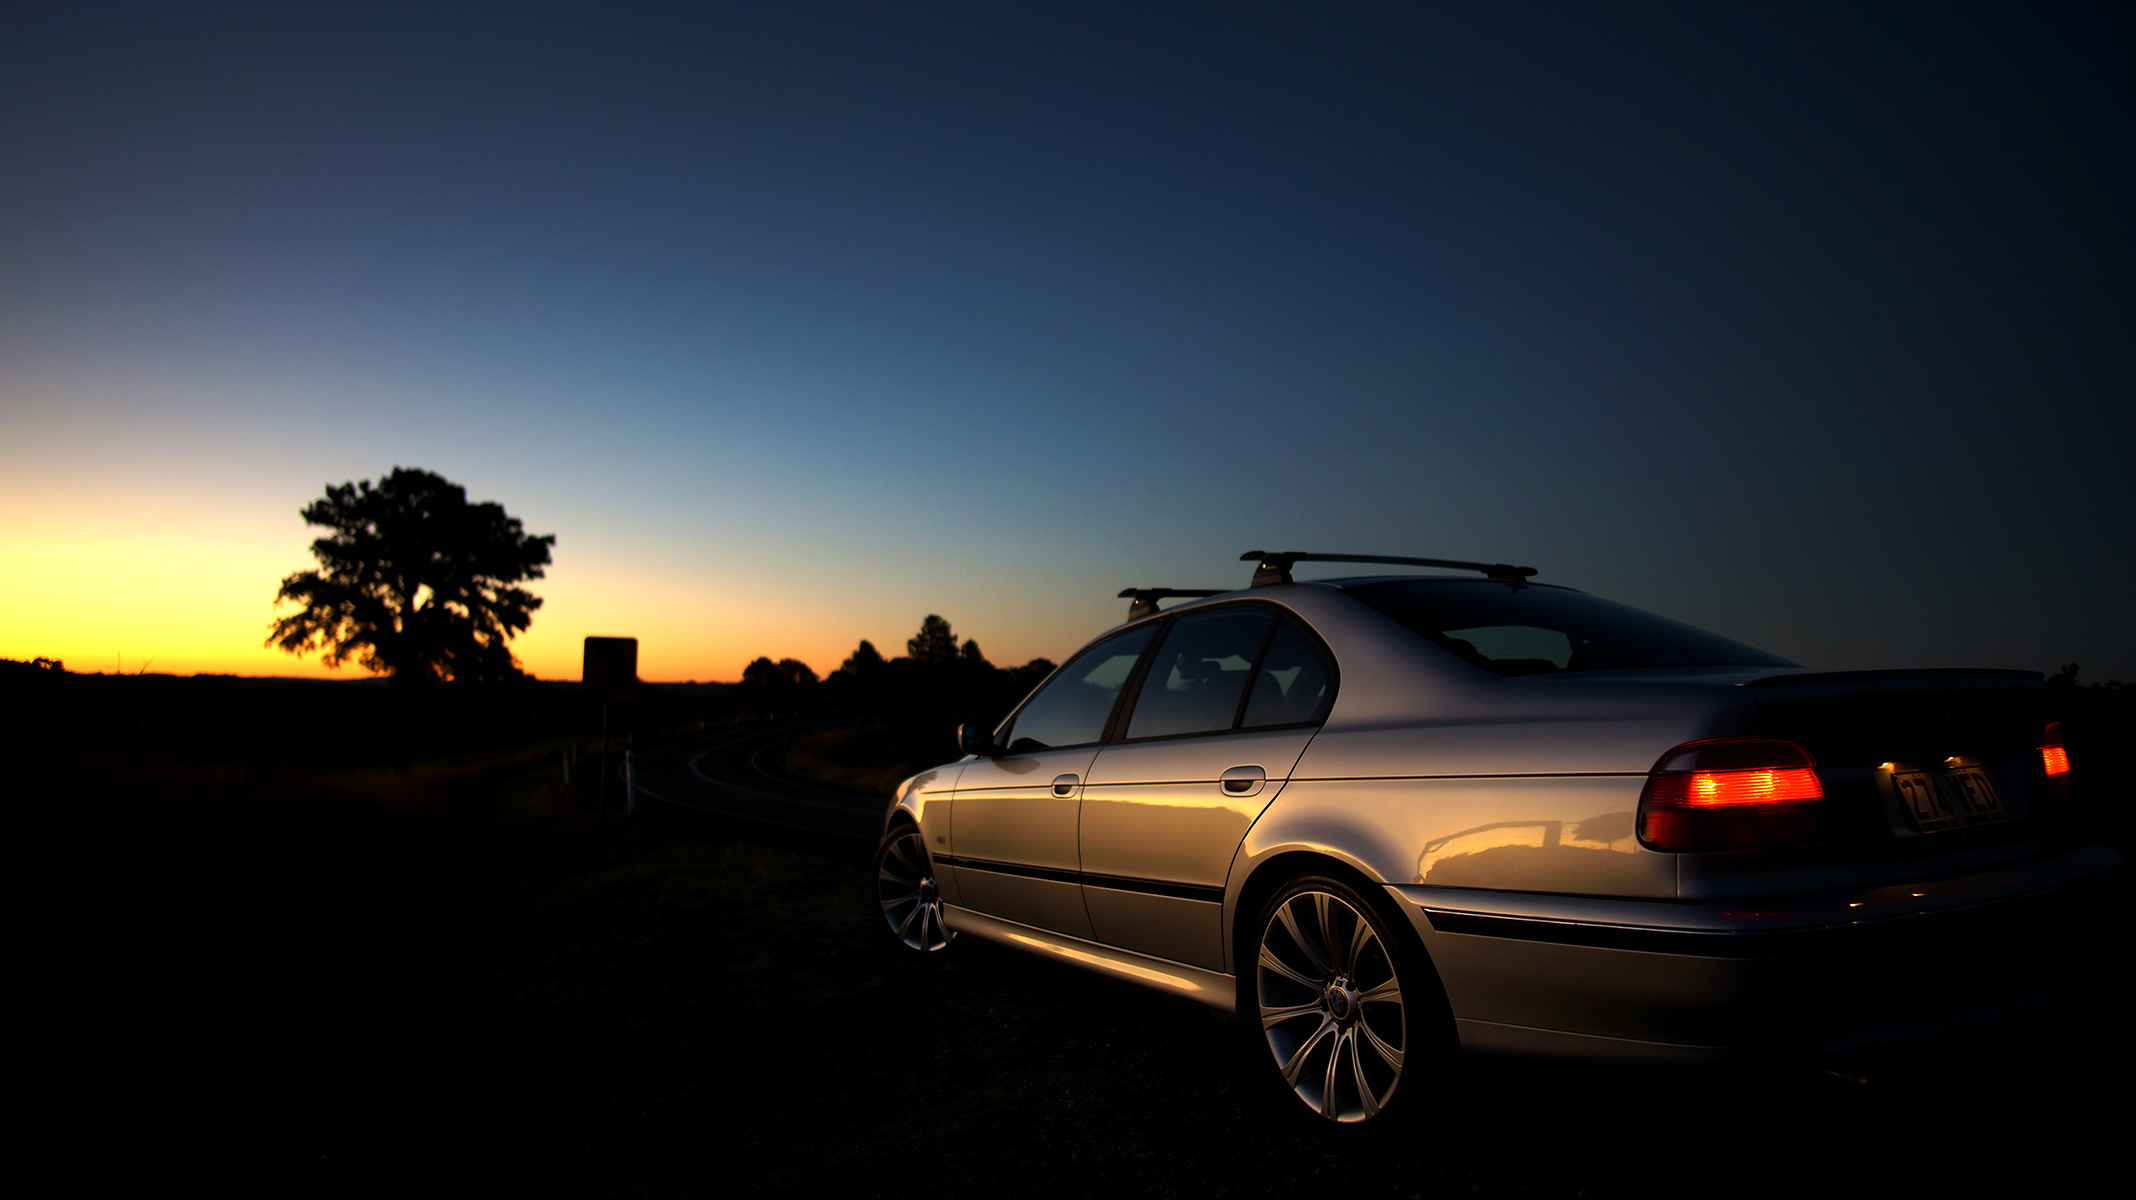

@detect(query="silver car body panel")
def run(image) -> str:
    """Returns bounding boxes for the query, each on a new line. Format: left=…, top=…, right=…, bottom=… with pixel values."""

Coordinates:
left=941, top=903, right=1237, bottom=1011
left=1392, top=841, right=2117, bottom=1060
left=883, top=577, right=2120, bottom=1061
left=949, top=745, right=1100, bottom=938
left=895, top=764, right=964, bottom=904
left=1080, top=726, right=1318, bottom=969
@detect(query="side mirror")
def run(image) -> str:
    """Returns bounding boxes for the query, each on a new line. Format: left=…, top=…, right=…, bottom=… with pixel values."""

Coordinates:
left=957, top=722, right=1004, bottom=758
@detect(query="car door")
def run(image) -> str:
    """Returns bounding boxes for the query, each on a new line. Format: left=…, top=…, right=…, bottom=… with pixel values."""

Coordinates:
left=1079, top=608, right=1336, bottom=969
left=949, top=623, right=1157, bottom=939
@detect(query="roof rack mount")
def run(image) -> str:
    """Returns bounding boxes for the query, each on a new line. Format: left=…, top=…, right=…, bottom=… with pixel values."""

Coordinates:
left=1117, top=587, right=1225, bottom=620
left=1239, top=551, right=1538, bottom=588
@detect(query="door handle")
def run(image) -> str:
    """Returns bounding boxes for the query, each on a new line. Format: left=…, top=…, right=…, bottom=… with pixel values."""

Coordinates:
left=1220, top=765, right=1266, bottom=796
left=1052, top=774, right=1080, bottom=797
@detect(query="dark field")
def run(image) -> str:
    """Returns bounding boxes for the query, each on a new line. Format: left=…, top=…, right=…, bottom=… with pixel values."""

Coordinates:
left=10, top=673, right=2132, bottom=1196
left=778, top=721, right=962, bottom=796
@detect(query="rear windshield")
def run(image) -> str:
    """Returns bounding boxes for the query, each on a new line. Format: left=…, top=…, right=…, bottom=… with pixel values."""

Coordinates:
left=1346, top=580, right=1796, bottom=677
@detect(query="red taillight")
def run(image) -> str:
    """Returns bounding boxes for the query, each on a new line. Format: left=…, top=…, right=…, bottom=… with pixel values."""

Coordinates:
left=1645, top=766, right=1825, bottom=807
left=1638, top=738, right=1830, bottom=852
left=2037, top=721, right=2075, bottom=817
left=2040, top=721, right=2070, bottom=777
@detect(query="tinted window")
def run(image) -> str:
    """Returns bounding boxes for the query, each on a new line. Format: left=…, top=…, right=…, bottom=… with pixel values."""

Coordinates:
left=1242, top=621, right=1334, bottom=727
left=1126, top=609, right=1276, bottom=739
left=1348, top=580, right=1795, bottom=676
left=1004, top=625, right=1156, bottom=751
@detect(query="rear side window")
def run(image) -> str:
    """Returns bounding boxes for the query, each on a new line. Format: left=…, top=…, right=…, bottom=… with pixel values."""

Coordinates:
left=1242, top=621, right=1333, bottom=727
left=1348, top=580, right=1795, bottom=677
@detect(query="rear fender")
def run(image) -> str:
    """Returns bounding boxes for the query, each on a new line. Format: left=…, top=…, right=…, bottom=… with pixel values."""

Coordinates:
left=1224, top=803, right=1399, bottom=977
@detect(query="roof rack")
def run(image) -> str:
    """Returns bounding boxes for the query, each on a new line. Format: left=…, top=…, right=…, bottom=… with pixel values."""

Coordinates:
left=1117, top=587, right=1226, bottom=620
left=1239, top=550, right=1538, bottom=587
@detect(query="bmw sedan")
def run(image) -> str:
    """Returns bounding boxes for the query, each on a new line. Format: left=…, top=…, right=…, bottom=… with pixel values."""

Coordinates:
left=871, top=551, right=2118, bottom=1123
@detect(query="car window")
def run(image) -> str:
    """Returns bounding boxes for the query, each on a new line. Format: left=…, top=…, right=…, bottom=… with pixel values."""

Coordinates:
left=1125, top=608, right=1276, bottom=739
left=1442, top=625, right=1573, bottom=673
left=1003, top=625, right=1157, bottom=751
left=1348, top=580, right=1795, bottom=677
left=1242, top=620, right=1334, bottom=727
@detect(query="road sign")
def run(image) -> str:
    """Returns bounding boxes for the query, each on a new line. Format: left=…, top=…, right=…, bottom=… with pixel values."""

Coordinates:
left=582, top=637, right=638, bottom=703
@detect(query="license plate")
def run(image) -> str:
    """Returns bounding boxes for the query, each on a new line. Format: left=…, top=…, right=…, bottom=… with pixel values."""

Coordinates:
left=1892, top=766, right=2008, bottom=833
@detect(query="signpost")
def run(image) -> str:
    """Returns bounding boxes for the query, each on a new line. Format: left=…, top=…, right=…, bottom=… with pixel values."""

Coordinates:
left=582, top=637, right=638, bottom=819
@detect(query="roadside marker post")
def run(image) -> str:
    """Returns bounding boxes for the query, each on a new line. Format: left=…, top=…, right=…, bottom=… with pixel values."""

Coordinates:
left=582, top=637, right=639, bottom=822
left=626, top=749, right=636, bottom=815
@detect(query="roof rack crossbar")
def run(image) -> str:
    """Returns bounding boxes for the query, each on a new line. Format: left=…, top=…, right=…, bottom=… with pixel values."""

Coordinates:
left=1117, top=587, right=1225, bottom=620
left=1239, top=550, right=1538, bottom=587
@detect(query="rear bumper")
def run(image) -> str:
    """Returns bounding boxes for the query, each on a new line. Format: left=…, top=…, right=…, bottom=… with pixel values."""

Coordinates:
left=1389, top=841, right=2123, bottom=1063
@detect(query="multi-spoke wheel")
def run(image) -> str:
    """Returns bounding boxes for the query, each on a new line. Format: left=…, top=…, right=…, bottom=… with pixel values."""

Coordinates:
left=1254, top=876, right=1415, bottom=1122
left=875, top=825, right=953, bottom=951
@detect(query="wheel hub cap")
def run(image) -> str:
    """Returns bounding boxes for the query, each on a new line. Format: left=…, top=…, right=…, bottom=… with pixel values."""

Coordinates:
left=1324, top=977, right=1359, bottom=1023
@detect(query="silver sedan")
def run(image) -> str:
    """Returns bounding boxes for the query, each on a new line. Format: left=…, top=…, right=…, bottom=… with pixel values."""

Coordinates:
left=872, top=551, right=2117, bottom=1123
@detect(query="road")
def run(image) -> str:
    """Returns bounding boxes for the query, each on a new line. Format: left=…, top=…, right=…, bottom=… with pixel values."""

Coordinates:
left=628, top=719, right=892, bottom=841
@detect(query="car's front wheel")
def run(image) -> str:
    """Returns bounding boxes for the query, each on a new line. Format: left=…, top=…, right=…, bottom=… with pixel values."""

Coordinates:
left=1252, top=874, right=1430, bottom=1123
left=874, top=823, right=953, bottom=952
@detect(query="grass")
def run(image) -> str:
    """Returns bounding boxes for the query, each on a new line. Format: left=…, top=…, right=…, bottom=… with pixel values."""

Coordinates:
left=13, top=725, right=2132, bottom=1196
left=777, top=720, right=961, bottom=795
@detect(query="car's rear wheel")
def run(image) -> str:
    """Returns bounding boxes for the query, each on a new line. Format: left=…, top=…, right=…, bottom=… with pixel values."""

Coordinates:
left=1253, top=875, right=1424, bottom=1122
left=874, top=824, right=953, bottom=952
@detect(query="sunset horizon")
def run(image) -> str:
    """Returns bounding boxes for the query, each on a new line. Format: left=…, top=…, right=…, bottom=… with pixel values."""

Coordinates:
left=6, top=3, right=2130, bottom=683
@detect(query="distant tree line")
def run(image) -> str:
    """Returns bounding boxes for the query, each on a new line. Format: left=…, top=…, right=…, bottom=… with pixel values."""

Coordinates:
left=735, top=615, right=1055, bottom=722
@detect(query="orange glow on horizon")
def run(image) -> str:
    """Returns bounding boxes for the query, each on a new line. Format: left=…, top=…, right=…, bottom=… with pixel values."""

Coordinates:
left=1, top=509, right=1068, bottom=684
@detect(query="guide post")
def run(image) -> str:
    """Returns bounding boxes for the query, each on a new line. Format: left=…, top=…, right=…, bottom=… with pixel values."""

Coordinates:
left=581, top=637, right=639, bottom=820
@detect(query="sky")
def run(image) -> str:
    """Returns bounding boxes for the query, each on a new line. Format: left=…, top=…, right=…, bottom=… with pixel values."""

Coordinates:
left=2, top=1, right=2130, bottom=683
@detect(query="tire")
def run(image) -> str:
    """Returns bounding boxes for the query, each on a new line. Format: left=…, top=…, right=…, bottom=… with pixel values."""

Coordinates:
left=873, top=823, right=953, bottom=952
left=1250, top=873, right=1439, bottom=1123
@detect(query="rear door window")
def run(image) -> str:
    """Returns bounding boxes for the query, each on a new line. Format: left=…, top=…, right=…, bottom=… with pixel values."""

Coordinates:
left=1126, top=609, right=1276, bottom=739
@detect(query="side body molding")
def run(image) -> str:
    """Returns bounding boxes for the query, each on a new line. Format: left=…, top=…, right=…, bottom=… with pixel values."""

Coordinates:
left=943, top=904, right=1238, bottom=1013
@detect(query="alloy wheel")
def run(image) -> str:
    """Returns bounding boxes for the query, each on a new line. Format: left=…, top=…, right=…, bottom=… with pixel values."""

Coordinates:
left=876, top=827, right=953, bottom=951
left=1256, top=886, right=1407, bottom=1122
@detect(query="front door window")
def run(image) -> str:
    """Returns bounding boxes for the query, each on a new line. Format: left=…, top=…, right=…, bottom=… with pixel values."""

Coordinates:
left=1002, top=625, right=1156, bottom=750
left=948, top=623, right=1157, bottom=938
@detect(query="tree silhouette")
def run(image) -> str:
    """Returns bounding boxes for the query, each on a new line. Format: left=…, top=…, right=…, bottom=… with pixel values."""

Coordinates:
left=908, top=614, right=958, bottom=666
left=268, top=467, right=556, bottom=683
left=740, top=655, right=820, bottom=715
left=842, top=640, right=886, bottom=675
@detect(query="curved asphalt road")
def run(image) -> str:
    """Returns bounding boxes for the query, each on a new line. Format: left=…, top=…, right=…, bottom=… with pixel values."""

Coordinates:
left=629, top=719, right=894, bottom=841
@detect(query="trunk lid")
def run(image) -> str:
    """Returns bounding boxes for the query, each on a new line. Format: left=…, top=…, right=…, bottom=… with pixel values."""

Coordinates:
left=1673, top=668, right=2063, bottom=898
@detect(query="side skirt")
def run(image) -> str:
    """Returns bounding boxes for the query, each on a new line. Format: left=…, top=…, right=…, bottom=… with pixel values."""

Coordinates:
left=941, top=904, right=1238, bottom=1014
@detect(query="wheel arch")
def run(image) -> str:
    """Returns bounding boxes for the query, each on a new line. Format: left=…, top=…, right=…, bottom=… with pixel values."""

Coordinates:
left=1227, top=848, right=1454, bottom=1038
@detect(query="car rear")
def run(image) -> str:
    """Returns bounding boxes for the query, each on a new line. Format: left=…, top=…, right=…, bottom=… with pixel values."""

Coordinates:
left=1316, top=579, right=2122, bottom=1062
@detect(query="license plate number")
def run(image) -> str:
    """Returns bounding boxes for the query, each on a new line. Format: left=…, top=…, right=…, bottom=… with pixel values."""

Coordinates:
left=1892, top=766, right=2007, bottom=833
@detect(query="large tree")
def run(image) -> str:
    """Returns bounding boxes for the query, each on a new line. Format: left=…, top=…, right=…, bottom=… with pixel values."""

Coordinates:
left=907, top=614, right=958, bottom=666
left=268, top=467, right=556, bottom=683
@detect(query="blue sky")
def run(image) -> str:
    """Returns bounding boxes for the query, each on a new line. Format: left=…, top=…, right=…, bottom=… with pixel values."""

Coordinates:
left=3, top=2, right=2130, bottom=681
